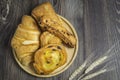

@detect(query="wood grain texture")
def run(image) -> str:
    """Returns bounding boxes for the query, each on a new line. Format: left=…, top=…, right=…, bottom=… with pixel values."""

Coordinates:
left=0, top=0, right=120, bottom=80
left=84, top=0, right=120, bottom=80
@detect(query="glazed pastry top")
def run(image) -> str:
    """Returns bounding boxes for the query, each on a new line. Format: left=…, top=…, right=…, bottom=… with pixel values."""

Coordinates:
left=33, top=44, right=67, bottom=74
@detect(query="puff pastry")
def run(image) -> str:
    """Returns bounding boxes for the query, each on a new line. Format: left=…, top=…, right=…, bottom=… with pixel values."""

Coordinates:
left=32, top=2, right=76, bottom=47
left=11, top=15, right=41, bottom=66
left=33, top=44, right=67, bottom=74
left=40, top=31, right=61, bottom=47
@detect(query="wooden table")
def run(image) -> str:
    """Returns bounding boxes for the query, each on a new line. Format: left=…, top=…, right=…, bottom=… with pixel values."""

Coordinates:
left=0, top=0, right=120, bottom=80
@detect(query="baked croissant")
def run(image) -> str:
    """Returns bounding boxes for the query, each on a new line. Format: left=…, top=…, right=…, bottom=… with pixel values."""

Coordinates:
left=11, top=15, right=41, bottom=66
left=40, top=31, right=61, bottom=47
left=32, top=2, right=76, bottom=47
left=33, top=44, right=67, bottom=74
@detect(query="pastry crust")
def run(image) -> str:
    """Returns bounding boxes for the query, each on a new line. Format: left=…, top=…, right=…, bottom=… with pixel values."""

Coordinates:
left=11, top=15, right=41, bottom=66
left=40, top=31, right=61, bottom=47
left=32, top=2, right=76, bottom=47
left=33, top=44, right=67, bottom=74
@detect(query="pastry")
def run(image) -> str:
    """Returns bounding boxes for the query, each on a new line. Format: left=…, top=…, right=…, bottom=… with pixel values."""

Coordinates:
left=33, top=44, right=67, bottom=74
left=11, top=15, right=41, bottom=66
left=40, top=31, right=61, bottom=47
left=32, top=2, right=76, bottom=47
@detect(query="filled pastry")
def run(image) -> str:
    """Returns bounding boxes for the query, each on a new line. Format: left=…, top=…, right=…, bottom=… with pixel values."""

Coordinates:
left=11, top=15, right=41, bottom=66
left=32, top=2, right=76, bottom=47
left=40, top=31, right=61, bottom=47
left=33, top=44, right=67, bottom=74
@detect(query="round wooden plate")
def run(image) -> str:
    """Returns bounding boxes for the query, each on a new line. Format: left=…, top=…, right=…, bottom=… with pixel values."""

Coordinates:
left=12, top=15, right=78, bottom=77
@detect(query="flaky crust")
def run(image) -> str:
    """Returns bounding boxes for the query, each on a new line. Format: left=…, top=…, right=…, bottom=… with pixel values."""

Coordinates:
left=33, top=44, right=67, bottom=74
left=11, top=15, right=41, bottom=66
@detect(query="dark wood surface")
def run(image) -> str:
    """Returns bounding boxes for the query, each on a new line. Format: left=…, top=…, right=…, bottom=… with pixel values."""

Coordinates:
left=0, top=0, right=120, bottom=80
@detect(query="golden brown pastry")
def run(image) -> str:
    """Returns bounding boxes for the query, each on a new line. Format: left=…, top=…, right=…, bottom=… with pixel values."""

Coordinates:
left=11, top=15, right=41, bottom=66
left=33, top=44, right=67, bottom=74
left=40, top=31, right=61, bottom=47
left=32, top=2, right=76, bottom=47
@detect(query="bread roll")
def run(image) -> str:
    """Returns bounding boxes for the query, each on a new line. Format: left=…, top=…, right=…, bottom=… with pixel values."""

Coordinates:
left=40, top=31, right=61, bottom=47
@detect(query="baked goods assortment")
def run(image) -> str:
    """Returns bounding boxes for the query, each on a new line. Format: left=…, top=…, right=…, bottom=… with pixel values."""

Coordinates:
left=11, top=2, right=76, bottom=75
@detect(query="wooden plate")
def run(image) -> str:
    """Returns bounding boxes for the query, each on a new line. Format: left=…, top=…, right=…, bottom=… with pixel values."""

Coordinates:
left=12, top=15, right=78, bottom=77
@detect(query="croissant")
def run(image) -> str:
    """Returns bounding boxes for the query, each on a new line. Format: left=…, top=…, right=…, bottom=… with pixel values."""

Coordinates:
left=33, top=44, right=67, bottom=74
left=11, top=15, right=41, bottom=66
left=32, top=2, right=76, bottom=47
left=40, top=31, right=61, bottom=47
